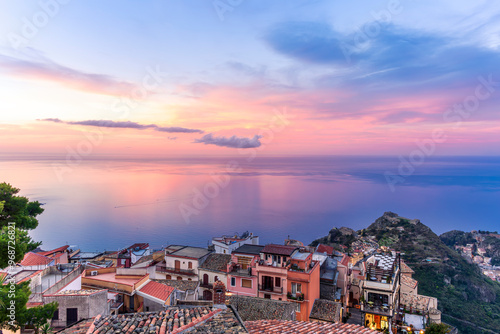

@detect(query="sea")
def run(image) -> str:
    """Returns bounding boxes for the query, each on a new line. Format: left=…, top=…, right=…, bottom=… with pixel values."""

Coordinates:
left=1, top=155, right=499, bottom=252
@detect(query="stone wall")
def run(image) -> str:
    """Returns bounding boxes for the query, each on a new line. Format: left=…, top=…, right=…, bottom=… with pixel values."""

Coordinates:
left=44, top=290, right=109, bottom=327
left=320, top=282, right=336, bottom=300
left=228, top=295, right=296, bottom=321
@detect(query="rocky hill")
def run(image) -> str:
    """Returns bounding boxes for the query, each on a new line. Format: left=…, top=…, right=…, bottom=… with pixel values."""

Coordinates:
left=311, top=212, right=500, bottom=334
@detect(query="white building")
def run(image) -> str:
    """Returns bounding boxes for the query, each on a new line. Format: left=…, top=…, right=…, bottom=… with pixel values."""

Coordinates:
left=211, top=233, right=259, bottom=254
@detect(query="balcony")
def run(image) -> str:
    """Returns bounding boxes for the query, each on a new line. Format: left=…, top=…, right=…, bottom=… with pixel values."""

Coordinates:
left=199, top=282, right=213, bottom=289
left=360, top=302, right=394, bottom=317
left=287, top=292, right=305, bottom=302
left=156, top=265, right=195, bottom=276
left=258, top=284, right=283, bottom=294
left=230, top=266, right=253, bottom=277
left=256, top=261, right=287, bottom=274
left=363, top=279, right=395, bottom=292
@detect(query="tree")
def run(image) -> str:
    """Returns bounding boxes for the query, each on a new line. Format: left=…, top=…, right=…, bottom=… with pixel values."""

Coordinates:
left=0, top=183, right=44, bottom=268
left=21, top=302, right=58, bottom=334
left=0, top=183, right=56, bottom=332
left=425, top=323, right=451, bottom=334
left=0, top=280, right=58, bottom=333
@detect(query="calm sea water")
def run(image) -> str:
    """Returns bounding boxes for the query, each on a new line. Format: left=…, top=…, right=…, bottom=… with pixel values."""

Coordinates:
left=1, top=156, right=499, bottom=252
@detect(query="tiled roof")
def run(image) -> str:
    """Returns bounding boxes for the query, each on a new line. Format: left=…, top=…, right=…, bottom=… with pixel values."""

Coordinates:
left=401, top=275, right=418, bottom=289
left=261, top=244, right=298, bottom=256
left=133, top=250, right=165, bottom=267
left=60, top=306, right=247, bottom=333
left=401, top=261, right=415, bottom=274
left=20, top=252, right=52, bottom=266
left=340, top=254, right=350, bottom=266
left=139, top=281, right=175, bottom=302
left=153, top=279, right=199, bottom=292
left=57, top=318, right=93, bottom=334
left=309, top=299, right=342, bottom=323
left=199, top=253, right=231, bottom=272
left=316, top=244, right=334, bottom=255
left=245, top=320, right=379, bottom=333
left=401, top=292, right=435, bottom=310
left=233, top=244, right=264, bottom=255
left=38, top=245, right=69, bottom=256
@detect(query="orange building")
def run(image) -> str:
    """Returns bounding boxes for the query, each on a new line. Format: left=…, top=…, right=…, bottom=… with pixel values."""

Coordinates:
left=256, top=244, right=320, bottom=321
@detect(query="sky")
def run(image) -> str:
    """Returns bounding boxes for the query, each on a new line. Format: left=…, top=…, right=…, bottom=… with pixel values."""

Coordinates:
left=1, top=0, right=500, bottom=157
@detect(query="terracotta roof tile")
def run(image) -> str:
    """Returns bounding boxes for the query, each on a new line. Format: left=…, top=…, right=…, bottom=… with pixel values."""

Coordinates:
left=139, top=280, right=175, bottom=302
left=60, top=306, right=247, bottom=333
left=401, top=275, right=418, bottom=289
left=261, top=244, right=298, bottom=256
left=199, top=253, right=231, bottom=272
left=38, top=245, right=69, bottom=256
left=245, top=320, right=380, bottom=333
left=309, top=299, right=342, bottom=323
left=401, top=260, right=415, bottom=274
left=20, top=252, right=52, bottom=267
left=316, top=244, right=334, bottom=255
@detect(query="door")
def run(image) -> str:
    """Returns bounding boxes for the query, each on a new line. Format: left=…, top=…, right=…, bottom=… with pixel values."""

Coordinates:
left=175, top=260, right=181, bottom=271
left=203, top=290, right=213, bottom=301
left=66, top=308, right=78, bottom=326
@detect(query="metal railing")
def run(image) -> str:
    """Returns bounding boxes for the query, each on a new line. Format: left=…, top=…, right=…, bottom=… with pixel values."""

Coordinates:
left=156, top=265, right=195, bottom=275
left=258, top=284, right=283, bottom=294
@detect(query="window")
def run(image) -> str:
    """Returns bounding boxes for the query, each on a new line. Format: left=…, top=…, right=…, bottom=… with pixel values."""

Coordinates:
left=264, top=294, right=271, bottom=299
left=166, top=275, right=172, bottom=280
left=52, top=309, right=59, bottom=320
left=188, top=278, right=192, bottom=281
left=177, top=276, right=182, bottom=280
left=296, top=303, right=301, bottom=313
left=277, top=256, right=281, bottom=264
left=231, top=277, right=236, bottom=286
left=130, top=296, right=134, bottom=310
left=188, top=262, right=192, bottom=269
left=368, top=293, right=388, bottom=305
left=241, top=279, right=252, bottom=288
left=214, top=275, right=219, bottom=282
left=275, top=277, right=281, bottom=287
left=291, top=282, right=302, bottom=294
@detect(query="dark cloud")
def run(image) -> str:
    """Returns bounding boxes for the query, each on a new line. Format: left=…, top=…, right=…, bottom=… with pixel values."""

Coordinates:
left=38, top=118, right=204, bottom=134
left=156, top=126, right=204, bottom=134
left=194, top=133, right=262, bottom=149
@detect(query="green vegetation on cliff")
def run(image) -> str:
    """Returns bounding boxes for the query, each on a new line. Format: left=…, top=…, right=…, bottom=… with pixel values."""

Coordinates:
left=311, top=212, right=500, bottom=334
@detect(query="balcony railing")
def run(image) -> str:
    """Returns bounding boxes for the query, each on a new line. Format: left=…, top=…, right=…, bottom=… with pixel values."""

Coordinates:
left=200, top=282, right=213, bottom=289
left=230, top=267, right=253, bottom=277
left=258, top=284, right=283, bottom=294
left=360, top=302, right=394, bottom=316
left=156, top=265, right=195, bottom=276
left=363, top=279, right=395, bottom=292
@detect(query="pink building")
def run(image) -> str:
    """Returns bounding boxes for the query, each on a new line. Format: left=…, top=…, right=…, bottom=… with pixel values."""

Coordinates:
left=227, top=244, right=264, bottom=297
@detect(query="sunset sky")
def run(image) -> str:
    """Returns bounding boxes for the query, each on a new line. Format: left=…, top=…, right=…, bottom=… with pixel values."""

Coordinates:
left=1, top=1, right=500, bottom=157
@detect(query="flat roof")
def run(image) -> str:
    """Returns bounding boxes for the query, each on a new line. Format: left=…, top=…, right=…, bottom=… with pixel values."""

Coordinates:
left=85, top=272, right=143, bottom=286
left=233, top=244, right=264, bottom=255
left=169, top=246, right=211, bottom=259
left=291, top=252, right=310, bottom=261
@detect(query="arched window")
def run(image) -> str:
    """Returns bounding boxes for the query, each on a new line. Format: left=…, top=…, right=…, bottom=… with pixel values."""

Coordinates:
left=177, top=276, right=182, bottom=280
left=166, top=275, right=172, bottom=280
